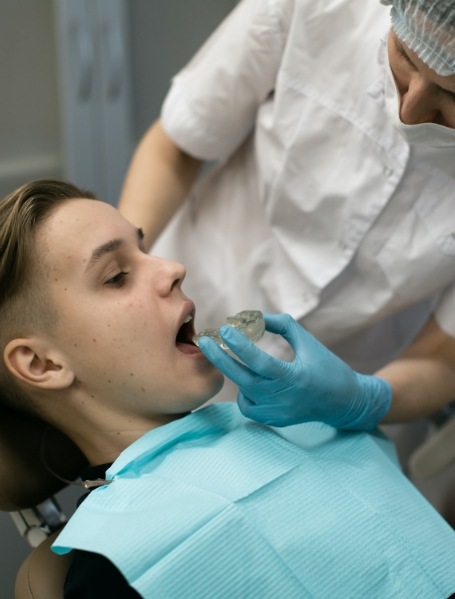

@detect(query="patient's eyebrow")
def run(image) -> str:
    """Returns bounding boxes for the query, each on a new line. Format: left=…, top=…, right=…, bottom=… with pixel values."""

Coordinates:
left=85, top=238, right=124, bottom=272
left=85, top=229, right=144, bottom=272
left=85, top=228, right=144, bottom=272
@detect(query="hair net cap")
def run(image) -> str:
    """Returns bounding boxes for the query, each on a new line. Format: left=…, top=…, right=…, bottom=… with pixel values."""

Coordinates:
left=380, top=0, right=455, bottom=75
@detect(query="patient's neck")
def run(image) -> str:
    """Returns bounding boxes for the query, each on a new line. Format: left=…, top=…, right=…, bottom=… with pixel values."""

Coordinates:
left=52, top=401, right=185, bottom=465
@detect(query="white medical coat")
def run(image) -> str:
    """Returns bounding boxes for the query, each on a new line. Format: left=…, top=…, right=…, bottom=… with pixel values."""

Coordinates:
left=155, top=0, right=455, bottom=376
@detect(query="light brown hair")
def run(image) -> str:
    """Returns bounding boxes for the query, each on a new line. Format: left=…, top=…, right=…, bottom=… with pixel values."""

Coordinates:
left=0, top=179, right=96, bottom=414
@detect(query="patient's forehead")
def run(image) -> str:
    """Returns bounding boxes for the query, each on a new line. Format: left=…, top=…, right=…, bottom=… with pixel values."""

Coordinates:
left=44, top=197, right=118, bottom=234
left=38, top=198, right=127, bottom=269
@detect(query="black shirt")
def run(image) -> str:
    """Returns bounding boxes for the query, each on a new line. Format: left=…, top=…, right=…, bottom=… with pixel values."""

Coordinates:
left=63, top=464, right=141, bottom=599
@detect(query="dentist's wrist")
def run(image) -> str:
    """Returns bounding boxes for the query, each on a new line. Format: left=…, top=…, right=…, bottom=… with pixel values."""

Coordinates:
left=341, top=374, right=392, bottom=431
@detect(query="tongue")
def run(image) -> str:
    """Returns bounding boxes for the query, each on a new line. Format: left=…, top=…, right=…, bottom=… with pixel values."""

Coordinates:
left=176, top=340, right=200, bottom=354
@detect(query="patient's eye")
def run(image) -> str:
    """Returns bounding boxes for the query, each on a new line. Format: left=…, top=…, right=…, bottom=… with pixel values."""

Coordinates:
left=104, top=271, right=128, bottom=288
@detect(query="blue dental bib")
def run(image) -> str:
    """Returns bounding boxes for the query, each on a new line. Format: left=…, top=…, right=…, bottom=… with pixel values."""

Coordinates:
left=53, top=403, right=455, bottom=598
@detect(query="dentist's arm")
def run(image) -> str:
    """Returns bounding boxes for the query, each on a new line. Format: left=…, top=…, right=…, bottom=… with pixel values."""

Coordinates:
left=118, top=120, right=202, bottom=251
left=198, top=313, right=455, bottom=430
left=377, top=315, right=455, bottom=423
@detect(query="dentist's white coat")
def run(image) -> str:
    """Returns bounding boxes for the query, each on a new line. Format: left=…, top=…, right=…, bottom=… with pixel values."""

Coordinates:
left=155, top=0, right=455, bottom=378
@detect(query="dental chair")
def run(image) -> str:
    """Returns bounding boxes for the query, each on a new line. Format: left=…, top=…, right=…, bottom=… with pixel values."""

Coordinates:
left=0, top=404, right=87, bottom=599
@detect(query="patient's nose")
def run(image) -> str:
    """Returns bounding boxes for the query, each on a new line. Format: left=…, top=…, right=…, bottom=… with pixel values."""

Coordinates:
left=153, top=257, right=186, bottom=295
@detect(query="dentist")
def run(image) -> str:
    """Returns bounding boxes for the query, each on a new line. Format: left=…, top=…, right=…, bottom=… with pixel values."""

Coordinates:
left=119, top=0, right=455, bottom=429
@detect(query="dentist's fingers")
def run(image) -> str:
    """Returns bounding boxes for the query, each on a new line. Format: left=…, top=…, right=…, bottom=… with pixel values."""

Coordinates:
left=198, top=336, right=258, bottom=387
left=237, top=391, right=287, bottom=426
left=218, top=325, right=291, bottom=379
left=264, top=313, right=309, bottom=350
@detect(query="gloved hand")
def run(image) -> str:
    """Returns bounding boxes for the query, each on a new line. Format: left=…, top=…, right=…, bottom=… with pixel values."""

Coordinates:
left=197, top=313, right=392, bottom=430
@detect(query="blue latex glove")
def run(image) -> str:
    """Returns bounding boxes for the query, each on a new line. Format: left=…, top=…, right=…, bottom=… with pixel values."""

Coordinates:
left=198, top=313, right=392, bottom=430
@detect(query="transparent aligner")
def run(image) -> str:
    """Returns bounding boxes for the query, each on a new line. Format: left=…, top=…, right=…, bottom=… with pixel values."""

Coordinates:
left=193, top=310, right=265, bottom=350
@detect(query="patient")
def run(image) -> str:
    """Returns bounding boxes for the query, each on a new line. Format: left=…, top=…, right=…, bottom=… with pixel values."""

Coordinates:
left=1, top=180, right=455, bottom=599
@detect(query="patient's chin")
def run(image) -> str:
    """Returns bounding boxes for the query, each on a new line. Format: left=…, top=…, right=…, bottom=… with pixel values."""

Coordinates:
left=201, top=373, right=225, bottom=406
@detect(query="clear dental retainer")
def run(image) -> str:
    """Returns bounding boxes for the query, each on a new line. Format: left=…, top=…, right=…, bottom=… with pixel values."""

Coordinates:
left=193, top=310, right=265, bottom=350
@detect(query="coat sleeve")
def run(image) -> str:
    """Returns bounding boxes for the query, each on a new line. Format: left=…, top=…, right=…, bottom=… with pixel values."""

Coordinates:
left=161, top=0, right=293, bottom=161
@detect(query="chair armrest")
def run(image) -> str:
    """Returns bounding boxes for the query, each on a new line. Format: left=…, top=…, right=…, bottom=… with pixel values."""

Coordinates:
left=15, top=530, right=72, bottom=599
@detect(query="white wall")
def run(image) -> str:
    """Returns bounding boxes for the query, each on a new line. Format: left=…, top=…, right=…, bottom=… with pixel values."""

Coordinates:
left=0, top=0, right=62, bottom=198
left=128, top=0, right=237, bottom=138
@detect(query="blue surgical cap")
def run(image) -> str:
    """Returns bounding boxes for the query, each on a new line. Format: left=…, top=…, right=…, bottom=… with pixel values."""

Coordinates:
left=381, top=0, right=455, bottom=75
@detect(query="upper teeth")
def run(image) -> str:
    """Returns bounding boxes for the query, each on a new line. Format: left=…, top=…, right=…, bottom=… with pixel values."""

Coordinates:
left=183, top=315, right=193, bottom=323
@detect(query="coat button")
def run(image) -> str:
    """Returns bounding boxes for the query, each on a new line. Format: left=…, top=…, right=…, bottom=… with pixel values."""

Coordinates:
left=383, top=166, right=394, bottom=178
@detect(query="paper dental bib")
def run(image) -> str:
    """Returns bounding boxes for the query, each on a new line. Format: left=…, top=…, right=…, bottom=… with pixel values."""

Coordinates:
left=53, top=404, right=455, bottom=598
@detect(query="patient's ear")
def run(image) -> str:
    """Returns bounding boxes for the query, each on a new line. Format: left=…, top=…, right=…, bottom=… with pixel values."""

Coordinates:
left=4, top=338, right=75, bottom=390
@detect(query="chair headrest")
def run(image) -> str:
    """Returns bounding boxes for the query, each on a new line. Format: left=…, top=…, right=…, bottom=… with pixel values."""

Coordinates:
left=0, top=405, right=87, bottom=511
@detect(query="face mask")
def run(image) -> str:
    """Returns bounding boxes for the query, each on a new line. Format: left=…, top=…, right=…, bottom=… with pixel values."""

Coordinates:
left=384, top=41, right=455, bottom=147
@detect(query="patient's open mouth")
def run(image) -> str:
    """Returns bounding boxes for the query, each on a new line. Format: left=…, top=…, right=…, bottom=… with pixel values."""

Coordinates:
left=176, top=314, right=199, bottom=353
